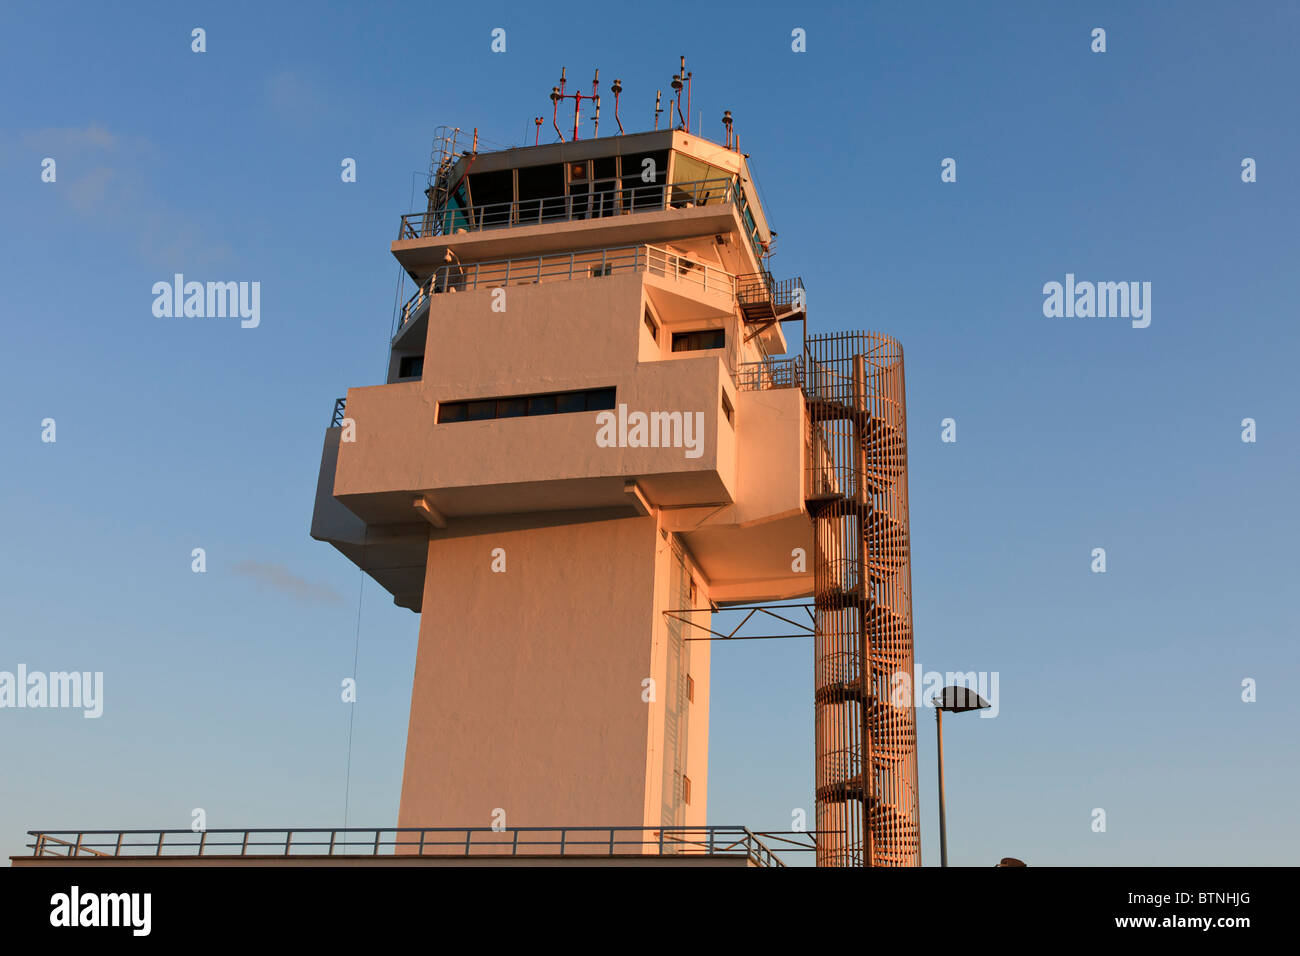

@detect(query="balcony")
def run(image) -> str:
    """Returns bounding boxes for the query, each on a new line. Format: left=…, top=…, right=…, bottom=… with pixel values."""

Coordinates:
left=392, top=177, right=763, bottom=275
left=399, top=177, right=737, bottom=240
left=397, top=243, right=736, bottom=334
left=735, top=355, right=805, bottom=392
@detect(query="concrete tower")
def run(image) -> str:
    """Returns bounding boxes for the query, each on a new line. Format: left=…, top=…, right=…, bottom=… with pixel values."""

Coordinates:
left=311, top=77, right=919, bottom=864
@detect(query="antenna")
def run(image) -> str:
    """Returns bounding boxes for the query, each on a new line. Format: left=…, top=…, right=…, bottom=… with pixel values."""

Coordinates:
left=654, top=90, right=662, bottom=130
left=547, top=66, right=601, bottom=141
left=722, top=110, right=733, bottom=150
left=611, top=78, right=624, bottom=134
left=686, top=70, right=693, bottom=134
left=534, top=117, right=543, bottom=146
left=550, top=70, right=564, bottom=142
left=671, top=57, right=685, bottom=130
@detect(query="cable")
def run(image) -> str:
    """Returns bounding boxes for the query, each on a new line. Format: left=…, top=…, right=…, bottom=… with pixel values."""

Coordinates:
left=342, top=537, right=366, bottom=830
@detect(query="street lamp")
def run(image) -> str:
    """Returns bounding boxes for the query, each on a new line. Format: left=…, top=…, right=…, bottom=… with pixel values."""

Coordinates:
left=933, top=685, right=991, bottom=867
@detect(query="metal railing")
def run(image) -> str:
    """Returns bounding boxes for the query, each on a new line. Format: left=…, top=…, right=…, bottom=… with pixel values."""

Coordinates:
left=330, top=397, right=346, bottom=427
left=25, top=826, right=785, bottom=866
left=735, top=355, right=805, bottom=392
left=397, top=244, right=736, bottom=331
left=736, top=272, right=805, bottom=313
left=398, top=177, right=737, bottom=240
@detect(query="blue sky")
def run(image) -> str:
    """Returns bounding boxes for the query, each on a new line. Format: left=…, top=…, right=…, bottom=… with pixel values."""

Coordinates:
left=1, top=0, right=1296, bottom=866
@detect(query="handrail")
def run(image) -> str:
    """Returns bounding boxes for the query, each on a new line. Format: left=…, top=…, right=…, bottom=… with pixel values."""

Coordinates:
left=24, top=825, right=785, bottom=867
left=736, top=355, right=804, bottom=392
left=396, top=243, right=736, bottom=332
left=398, top=177, right=737, bottom=240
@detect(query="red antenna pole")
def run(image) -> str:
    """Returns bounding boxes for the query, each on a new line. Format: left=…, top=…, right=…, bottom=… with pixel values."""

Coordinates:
left=549, top=66, right=602, bottom=141
left=534, top=117, right=542, bottom=146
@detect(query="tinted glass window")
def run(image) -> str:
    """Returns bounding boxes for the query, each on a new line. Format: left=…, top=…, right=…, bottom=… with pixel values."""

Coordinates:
left=527, top=395, right=557, bottom=416
left=672, top=329, right=726, bottom=352
left=398, top=355, right=424, bottom=379
left=556, top=392, right=586, bottom=413
left=497, top=397, right=527, bottom=418
left=438, top=389, right=615, bottom=423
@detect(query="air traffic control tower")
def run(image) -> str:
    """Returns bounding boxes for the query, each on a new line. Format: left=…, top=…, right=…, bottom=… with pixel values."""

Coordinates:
left=309, top=63, right=922, bottom=867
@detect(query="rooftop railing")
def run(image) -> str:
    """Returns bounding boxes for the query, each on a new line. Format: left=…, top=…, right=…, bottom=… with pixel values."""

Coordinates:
left=398, top=177, right=738, bottom=240
left=25, top=826, right=785, bottom=866
left=397, top=243, right=736, bottom=332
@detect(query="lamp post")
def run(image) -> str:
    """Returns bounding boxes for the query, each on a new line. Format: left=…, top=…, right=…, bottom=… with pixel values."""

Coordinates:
left=933, top=685, right=991, bottom=867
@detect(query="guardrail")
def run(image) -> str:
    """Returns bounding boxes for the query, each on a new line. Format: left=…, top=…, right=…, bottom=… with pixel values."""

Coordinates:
left=397, top=243, right=736, bottom=332
left=398, top=177, right=737, bottom=240
left=735, top=356, right=805, bottom=392
left=25, top=825, right=785, bottom=866
left=737, top=272, right=805, bottom=312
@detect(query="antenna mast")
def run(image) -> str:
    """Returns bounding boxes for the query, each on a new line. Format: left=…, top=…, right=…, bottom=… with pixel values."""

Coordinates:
left=547, top=67, right=602, bottom=141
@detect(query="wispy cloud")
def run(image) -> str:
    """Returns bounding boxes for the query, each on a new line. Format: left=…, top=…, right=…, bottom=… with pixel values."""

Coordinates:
left=233, top=560, right=346, bottom=606
left=9, top=122, right=230, bottom=269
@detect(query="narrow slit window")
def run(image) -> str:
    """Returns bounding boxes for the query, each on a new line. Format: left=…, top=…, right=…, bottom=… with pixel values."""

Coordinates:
left=438, top=388, right=616, bottom=423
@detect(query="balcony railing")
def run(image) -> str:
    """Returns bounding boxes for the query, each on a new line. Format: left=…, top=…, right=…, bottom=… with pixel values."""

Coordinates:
left=398, top=177, right=738, bottom=240
left=25, top=826, right=785, bottom=866
left=737, top=272, right=805, bottom=313
left=397, top=243, right=736, bottom=332
left=735, top=355, right=805, bottom=392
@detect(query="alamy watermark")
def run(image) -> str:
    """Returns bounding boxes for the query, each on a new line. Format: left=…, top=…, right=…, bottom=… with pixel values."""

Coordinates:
left=152, top=274, right=260, bottom=328
left=0, top=665, right=103, bottom=718
left=1043, top=273, right=1151, bottom=328
left=596, top=404, right=705, bottom=459
left=892, top=663, right=1000, bottom=717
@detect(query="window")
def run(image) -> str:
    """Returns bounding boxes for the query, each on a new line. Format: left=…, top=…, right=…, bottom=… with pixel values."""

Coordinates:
left=621, top=150, right=668, bottom=210
left=526, top=394, right=556, bottom=416
left=556, top=391, right=586, bottom=414
left=437, top=388, right=616, bottom=423
left=590, top=263, right=613, bottom=277
left=398, top=355, right=424, bottom=380
left=687, top=674, right=695, bottom=703
left=497, top=397, right=527, bottom=418
left=466, top=169, right=513, bottom=228
left=517, top=163, right=566, bottom=223
left=721, top=390, right=734, bottom=427
left=683, top=775, right=692, bottom=805
left=643, top=307, right=659, bottom=342
left=672, top=329, right=725, bottom=352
